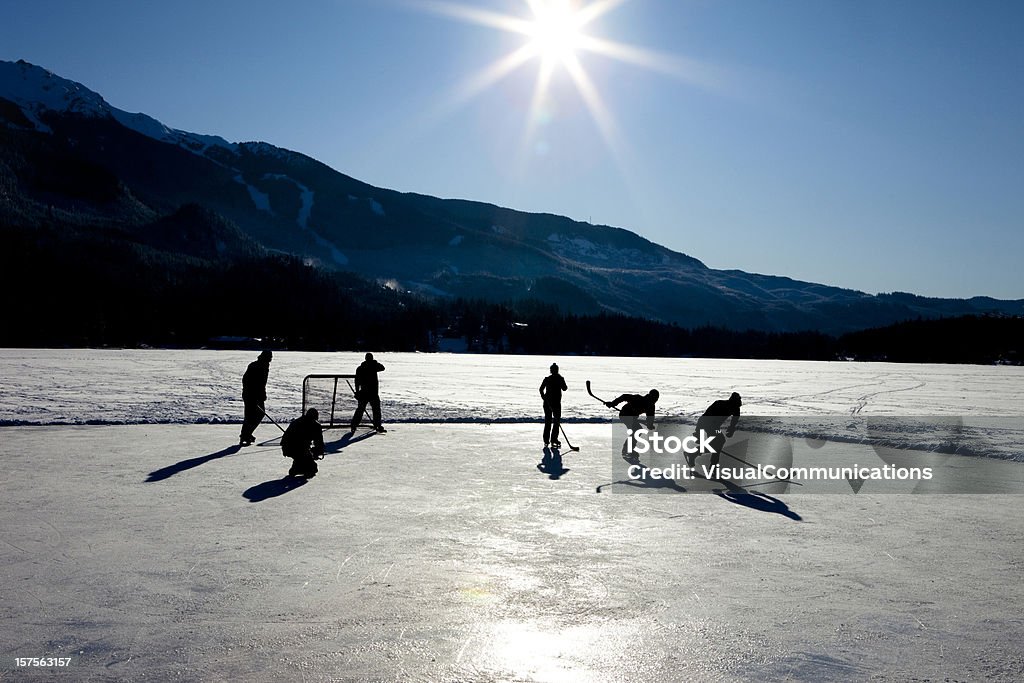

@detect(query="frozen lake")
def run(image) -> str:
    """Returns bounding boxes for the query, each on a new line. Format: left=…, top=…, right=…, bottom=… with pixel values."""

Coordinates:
left=1, top=423, right=1022, bottom=680
left=2, top=350, right=1023, bottom=680
left=2, top=349, right=1021, bottom=460
left=2, top=348, right=1022, bottom=425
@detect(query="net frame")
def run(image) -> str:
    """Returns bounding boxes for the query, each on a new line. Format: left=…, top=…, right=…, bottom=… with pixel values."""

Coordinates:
left=302, top=374, right=364, bottom=429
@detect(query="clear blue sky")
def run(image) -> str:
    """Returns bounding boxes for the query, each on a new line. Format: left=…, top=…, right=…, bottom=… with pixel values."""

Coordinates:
left=3, top=0, right=1022, bottom=299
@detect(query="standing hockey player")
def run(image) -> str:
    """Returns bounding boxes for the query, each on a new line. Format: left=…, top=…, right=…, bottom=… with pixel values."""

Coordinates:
left=350, top=352, right=386, bottom=433
left=688, top=392, right=742, bottom=468
left=606, top=389, right=660, bottom=455
left=282, top=408, right=325, bottom=478
left=539, top=363, right=568, bottom=448
left=239, top=350, right=272, bottom=446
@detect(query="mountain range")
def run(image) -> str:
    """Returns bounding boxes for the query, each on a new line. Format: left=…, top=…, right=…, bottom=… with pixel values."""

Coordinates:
left=2, top=58, right=1021, bottom=336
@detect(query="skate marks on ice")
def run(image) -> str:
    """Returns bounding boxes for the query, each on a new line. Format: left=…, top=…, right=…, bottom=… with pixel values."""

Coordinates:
left=732, top=651, right=870, bottom=681
left=761, top=371, right=929, bottom=416
left=849, top=377, right=928, bottom=415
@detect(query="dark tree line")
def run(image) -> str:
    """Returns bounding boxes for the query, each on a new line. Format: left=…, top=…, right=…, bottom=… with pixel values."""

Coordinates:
left=439, top=300, right=1019, bottom=363
left=837, top=315, right=1022, bottom=364
left=0, top=220, right=432, bottom=349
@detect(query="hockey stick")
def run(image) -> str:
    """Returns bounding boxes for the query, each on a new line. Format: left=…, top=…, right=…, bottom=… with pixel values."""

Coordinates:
left=558, top=424, right=581, bottom=452
left=587, top=380, right=657, bottom=433
left=585, top=380, right=613, bottom=407
left=345, top=379, right=374, bottom=428
left=259, top=406, right=286, bottom=433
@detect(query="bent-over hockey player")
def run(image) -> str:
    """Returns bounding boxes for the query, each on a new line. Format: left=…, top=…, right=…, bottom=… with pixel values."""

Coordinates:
left=282, top=408, right=325, bottom=478
left=688, top=392, right=742, bottom=468
left=606, top=389, right=660, bottom=456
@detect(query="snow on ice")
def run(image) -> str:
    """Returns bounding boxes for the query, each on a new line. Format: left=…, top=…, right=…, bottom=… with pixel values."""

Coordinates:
left=1, top=349, right=1021, bottom=459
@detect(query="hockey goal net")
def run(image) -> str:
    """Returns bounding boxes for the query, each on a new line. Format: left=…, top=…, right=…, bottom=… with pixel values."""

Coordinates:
left=301, top=374, right=368, bottom=429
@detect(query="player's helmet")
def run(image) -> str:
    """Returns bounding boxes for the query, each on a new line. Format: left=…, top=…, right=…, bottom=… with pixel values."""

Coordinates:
left=365, top=352, right=374, bottom=361
left=307, top=408, right=319, bottom=421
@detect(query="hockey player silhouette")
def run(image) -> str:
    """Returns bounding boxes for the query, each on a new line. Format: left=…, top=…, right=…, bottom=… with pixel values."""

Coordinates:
left=688, top=392, right=742, bottom=468
left=282, top=408, right=325, bottom=478
left=606, top=389, right=659, bottom=456
left=350, top=353, right=386, bottom=433
left=239, top=350, right=272, bottom=445
left=539, top=363, right=568, bottom=447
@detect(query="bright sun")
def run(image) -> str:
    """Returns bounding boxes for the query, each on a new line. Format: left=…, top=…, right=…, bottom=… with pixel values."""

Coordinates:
left=416, top=0, right=713, bottom=166
left=527, top=2, right=583, bottom=64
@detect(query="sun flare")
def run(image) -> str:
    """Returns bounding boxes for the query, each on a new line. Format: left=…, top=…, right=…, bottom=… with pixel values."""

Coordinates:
left=527, top=1, right=584, bottom=64
left=417, top=0, right=718, bottom=168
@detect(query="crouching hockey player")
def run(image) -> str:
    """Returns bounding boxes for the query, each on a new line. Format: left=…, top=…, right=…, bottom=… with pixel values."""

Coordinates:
left=282, top=408, right=325, bottom=478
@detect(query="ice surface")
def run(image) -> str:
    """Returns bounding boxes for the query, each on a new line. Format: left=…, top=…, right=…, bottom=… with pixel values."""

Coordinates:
left=2, top=349, right=1021, bottom=422
left=0, top=423, right=1022, bottom=680
left=2, top=352, right=1023, bottom=679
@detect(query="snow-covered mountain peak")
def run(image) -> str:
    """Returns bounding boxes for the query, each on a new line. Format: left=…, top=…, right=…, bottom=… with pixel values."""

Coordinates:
left=0, top=59, right=236, bottom=155
left=239, top=141, right=311, bottom=166
left=109, top=108, right=237, bottom=155
left=1, top=60, right=337, bottom=171
left=0, top=59, right=109, bottom=128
